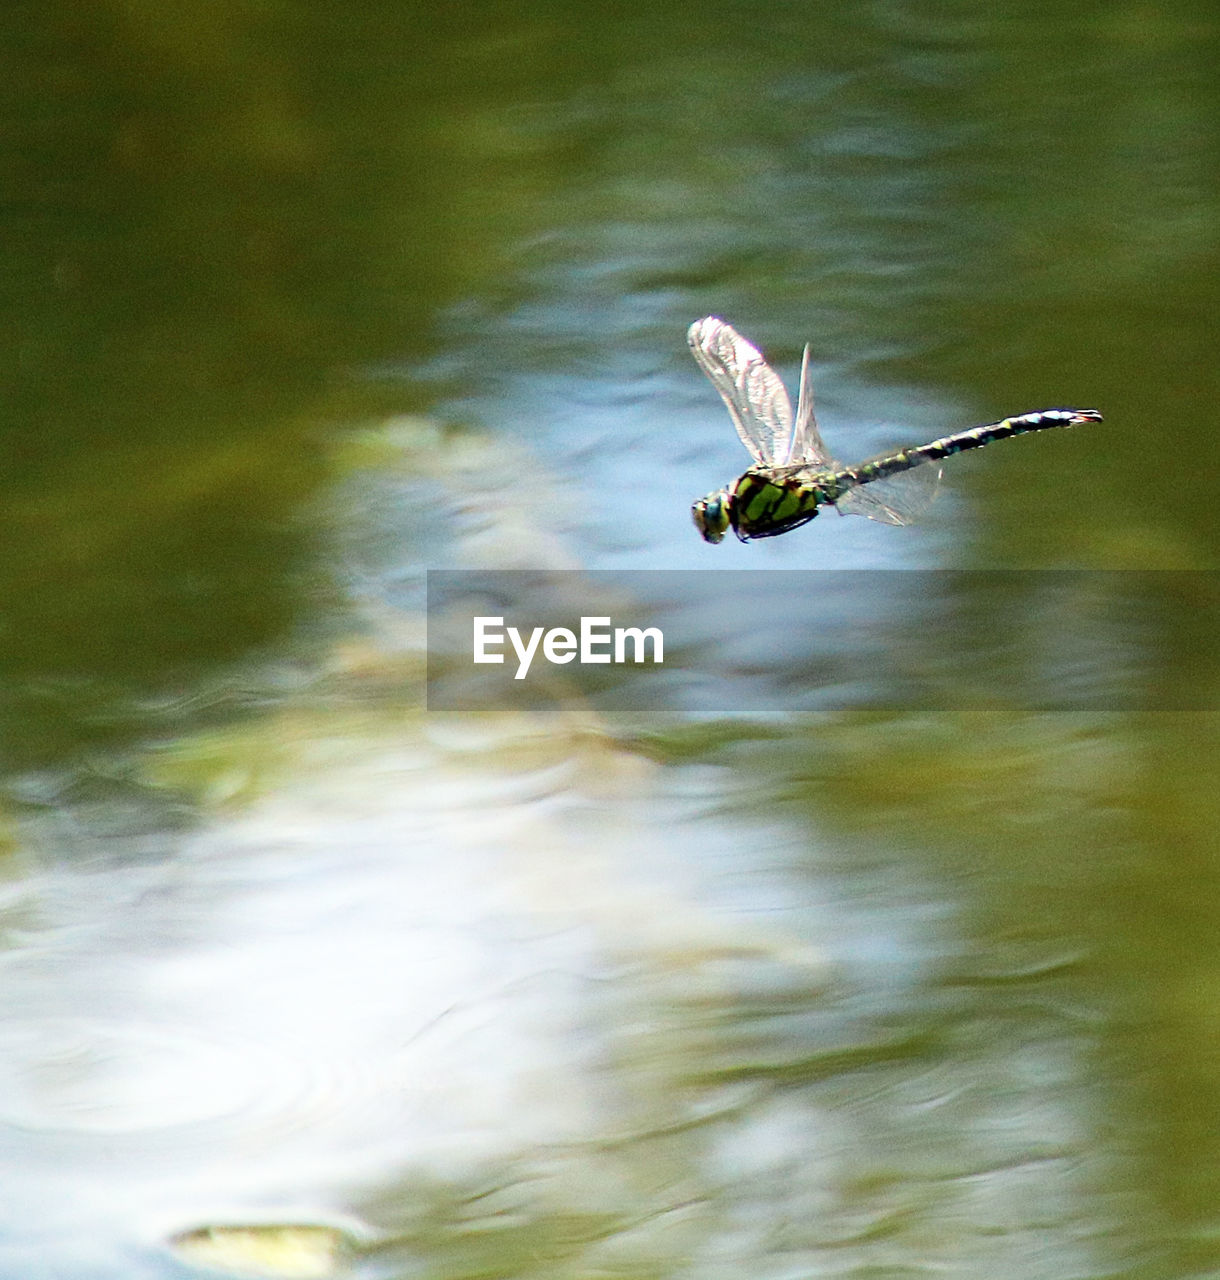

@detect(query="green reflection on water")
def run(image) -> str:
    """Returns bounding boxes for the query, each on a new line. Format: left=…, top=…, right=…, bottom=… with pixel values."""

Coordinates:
left=708, top=709, right=1220, bottom=1276
left=2, top=0, right=1219, bottom=756
left=0, top=2, right=508, bottom=766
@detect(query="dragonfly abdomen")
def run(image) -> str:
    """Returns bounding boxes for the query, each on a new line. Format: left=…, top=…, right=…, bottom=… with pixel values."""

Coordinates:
left=838, top=408, right=1104, bottom=490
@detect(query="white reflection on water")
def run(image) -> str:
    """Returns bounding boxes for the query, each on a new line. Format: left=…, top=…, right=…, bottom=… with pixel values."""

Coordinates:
left=0, top=719, right=843, bottom=1276
left=0, top=706, right=1107, bottom=1280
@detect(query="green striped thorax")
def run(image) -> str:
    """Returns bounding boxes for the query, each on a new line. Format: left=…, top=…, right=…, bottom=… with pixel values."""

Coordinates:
left=693, top=469, right=836, bottom=543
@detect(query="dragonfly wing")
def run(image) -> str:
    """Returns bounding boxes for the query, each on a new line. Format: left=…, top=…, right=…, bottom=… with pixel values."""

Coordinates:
left=688, top=317, right=793, bottom=467
left=834, top=461, right=943, bottom=526
left=790, top=343, right=839, bottom=467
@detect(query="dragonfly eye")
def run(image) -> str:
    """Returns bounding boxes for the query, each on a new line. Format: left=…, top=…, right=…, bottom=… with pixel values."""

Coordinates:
left=692, top=491, right=731, bottom=543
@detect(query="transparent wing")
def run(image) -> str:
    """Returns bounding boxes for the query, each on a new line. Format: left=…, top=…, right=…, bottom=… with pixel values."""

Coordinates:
left=688, top=317, right=794, bottom=467
left=789, top=343, right=840, bottom=468
left=834, top=459, right=943, bottom=526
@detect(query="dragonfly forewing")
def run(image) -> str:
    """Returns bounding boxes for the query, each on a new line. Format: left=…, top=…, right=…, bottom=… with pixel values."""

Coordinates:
left=687, top=317, right=794, bottom=467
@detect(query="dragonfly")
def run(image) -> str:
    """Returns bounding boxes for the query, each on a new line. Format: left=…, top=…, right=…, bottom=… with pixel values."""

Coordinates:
left=687, top=316, right=1103, bottom=543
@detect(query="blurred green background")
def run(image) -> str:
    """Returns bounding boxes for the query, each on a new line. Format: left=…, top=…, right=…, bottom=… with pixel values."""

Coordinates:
left=1, top=2, right=1219, bottom=1278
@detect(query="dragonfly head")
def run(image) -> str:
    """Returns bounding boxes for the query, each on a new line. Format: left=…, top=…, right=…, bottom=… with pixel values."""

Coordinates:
left=692, top=489, right=732, bottom=543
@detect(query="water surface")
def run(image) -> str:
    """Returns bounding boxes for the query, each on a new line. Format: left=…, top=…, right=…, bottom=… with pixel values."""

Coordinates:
left=1, top=3, right=1219, bottom=1277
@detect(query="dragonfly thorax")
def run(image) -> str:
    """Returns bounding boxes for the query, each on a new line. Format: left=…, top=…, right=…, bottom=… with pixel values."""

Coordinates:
left=732, top=469, right=829, bottom=540
left=694, top=469, right=834, bottom=543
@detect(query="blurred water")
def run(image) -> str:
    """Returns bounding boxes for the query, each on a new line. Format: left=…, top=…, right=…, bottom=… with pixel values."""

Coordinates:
left=1, top=2, right=1219, bottom=1278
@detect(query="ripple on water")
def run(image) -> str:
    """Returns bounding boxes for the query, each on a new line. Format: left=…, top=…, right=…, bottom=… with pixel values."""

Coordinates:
left=0, top=1014, right=401, bottom=1151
